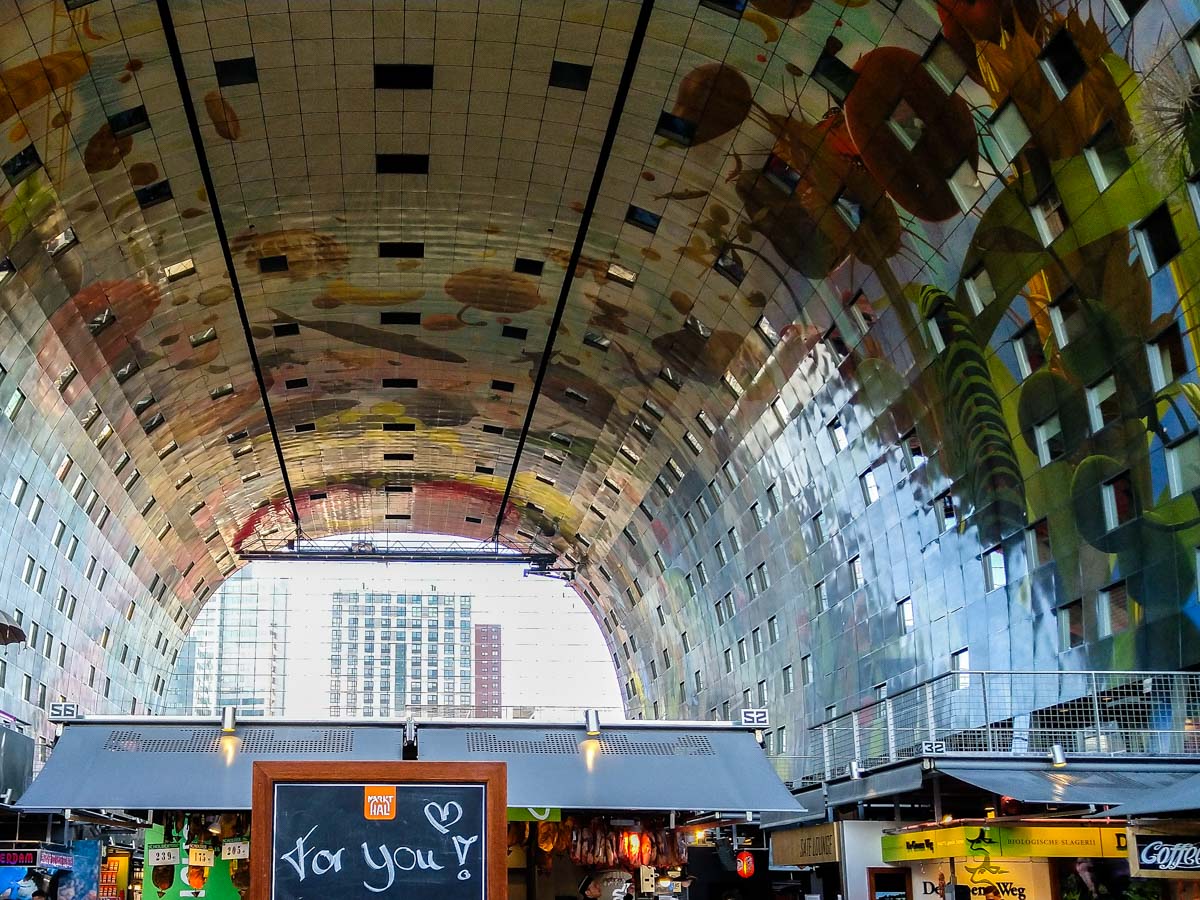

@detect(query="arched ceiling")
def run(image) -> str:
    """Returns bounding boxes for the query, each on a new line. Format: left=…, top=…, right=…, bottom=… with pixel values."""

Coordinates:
left=3, top=0, right=848, bottom=574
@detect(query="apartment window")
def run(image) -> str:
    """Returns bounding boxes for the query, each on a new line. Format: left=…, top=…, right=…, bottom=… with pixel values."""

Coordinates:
left=861, top=468, right=880, bottom=504
left=1034, top=415, right=1065, bottom=466
left=33, top=566, right=46, bottom=593
left=4, top=389, right=24, bottom=421
left=1084, top=121, right=1129, bottom=190
left=715, top=598, right=727, bottom=626
left=1059, top=598, right=1085, bottom=649
left=694, top=670, right=703, bottom=692
left=723, top=648, right=734, bottom=673
left=1026, top=519, right=1053, bottom=568
left=1096, top=581, right=1132, bottom=637
left=1087, top=376, right=1119, bottom=432
left=951, top=647, right=971, bottom=689
left=829, top=418, right=849, bottom=451
left=849, top=556, right=864, bottom=589
left=653, top=551, right=666, bottom=573
left=756, top=563, right=770, bottom=592
left=924, top=35, right=967, bottom=91
left=727, top=526, right=741, bottom=554
left=21, top=675, right=30, bottom=703
left=738, top=639, right=748, bottom=664
left=10, top=477, right=26, bottom=507
left=1135, top=204, right=1182, bottom=274
left=1168, top=435, right=1200, bottom=497
left=714, top=540, right=728, bottom=567
left=1039, top=28, right=1087, bottom=99
left=682, top=632, right=691, bottom=652
left=756, top=680, right=768, bottom=706
left=767, top=615, right=779, bottom=643
left=815, top=580, right=827, bottom=612
left=1148, top=324, right=1187, bottom=391
left=1102, top=471, right=1135, bottom=530
left=776, top=726, right=787, bottom=754
left=65, top=536, right=78, bottom=561
left=696, top=561, right=709, bottom=586
left=1014, top=322, right=1046, bottom=377
left=811, top=512, right=825, bottom=544
left=100, top=627, right=110, bottom=649
left=782, top=665, right=794, bottom=694
left=750, top=503, right=763, bottom=531
left=766, top=483, right=781, bottom=517
left=963, top=266, right=996, bottom=315
left=936, top=491, right=957, bottom=533
left=709, top=477, right=724, bottom=504
left=990, top=101, right=1031, bottom=164
left=685, top=574, right=697, bottom=598
left=684, top=512, right=698, bottom=538
left=752, top=627, right=763, bottom=655
left=898, top=597, right=915, bottom=633
left=27, top=494, right=42, bottom=524
left=21, top=555, right=33, bottom=585
left=948, top=158, right=985, bottom=213
left=801, top=654, right=813, bottom=685
left=1048, top=289, right=1087, bottom=348
left=983, top=545, right=1007, bottom=591
left=55, top=455, right=73, bottom=482
left=1105, top=0, right=1145, bottom=25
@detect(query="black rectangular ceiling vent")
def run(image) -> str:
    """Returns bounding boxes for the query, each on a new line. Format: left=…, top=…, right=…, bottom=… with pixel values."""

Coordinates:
left=465, top=515, right=483, bottom=524
left=381, top=311, right=421, bottom=325
left=382, top=377, right=418, bottom=388
left=514, top=257, right=544, bottom=276
left=626, top=205, right=662, bottom=233
left=383, top=422, right=416, bottom=432
left=482, top=424, right=504, bottom=435
left=3, top=145, right=41, bottom=187
left=549, top=60, right=593, bottom=91
left=491, top=379, right=515, bottom=393
left=699, top=0, right=748, bottom=16
left=214, top=57, right=258, bottom=87
left=377, top=154, right=429, bottom=174
left=309, top=491, right=327, bottom=500
left=285, top=377, right=309, bottom=389
left=109, top=105, right=151, bottom=138
left=385, top=484, right=414, bottom=493
left=656, top=111, right=698, bottom=146
left=379, top=241, right=424, bottom=258
left=386, top=513, right=411, bottom=520
left=259, top=255, right=288, bottom=273
left=273, top=321, right=300, bottom=337
left=135, top=181, right=173, bottom=209
left=375, top=64, right=434, bottom=89
left=384, top=452, right=414, bottom=461
left=475, top=464, right=494, bottom=475
left=295, top=422, right=315, bottom=433
left=502, top=325, right=528, bottom=340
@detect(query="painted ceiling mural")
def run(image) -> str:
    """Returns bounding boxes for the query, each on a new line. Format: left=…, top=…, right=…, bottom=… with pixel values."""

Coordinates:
left=1, top=0, right=1199, bottom=727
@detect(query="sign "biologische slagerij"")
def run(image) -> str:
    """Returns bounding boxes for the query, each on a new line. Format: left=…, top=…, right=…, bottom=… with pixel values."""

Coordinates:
left=252, top=762, right=507, bottom=900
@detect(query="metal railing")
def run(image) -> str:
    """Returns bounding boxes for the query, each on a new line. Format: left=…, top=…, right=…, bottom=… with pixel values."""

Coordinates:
left=805, top=670, right=1200, bottom=782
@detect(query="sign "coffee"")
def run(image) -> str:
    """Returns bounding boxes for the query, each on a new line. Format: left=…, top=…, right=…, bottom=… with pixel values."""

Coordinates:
left=1130, top=833, right=1200, bottom=879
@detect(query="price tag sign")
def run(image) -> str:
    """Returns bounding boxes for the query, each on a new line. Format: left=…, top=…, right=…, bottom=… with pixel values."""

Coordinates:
left=187, top=846, right=215, bottom=867
left=146, top=845, right=180, bottom=866
left=221, top=841, right=249, bottom=861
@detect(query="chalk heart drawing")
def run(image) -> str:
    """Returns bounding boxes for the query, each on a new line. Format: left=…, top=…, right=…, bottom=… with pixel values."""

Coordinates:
left=424, top=801, right=463, bottom=834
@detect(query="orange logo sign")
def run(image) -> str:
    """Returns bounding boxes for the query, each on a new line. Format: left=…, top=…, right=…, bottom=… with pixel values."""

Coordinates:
left=364, top=785, right=396, bottom=820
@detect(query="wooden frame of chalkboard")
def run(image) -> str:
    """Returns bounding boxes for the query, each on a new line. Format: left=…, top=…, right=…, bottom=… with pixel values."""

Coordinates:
left=251, top=761, right=507, bottom=900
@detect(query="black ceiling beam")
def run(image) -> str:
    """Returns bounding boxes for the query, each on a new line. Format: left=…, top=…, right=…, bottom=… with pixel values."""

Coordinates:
left=156, top=0, right=302, bottom=531
left=490, top=0, right=656, bottom=543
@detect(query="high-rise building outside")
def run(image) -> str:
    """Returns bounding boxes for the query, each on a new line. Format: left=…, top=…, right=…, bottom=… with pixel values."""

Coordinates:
left=165, top=569, right=288, bottom=716
left=328, top=589, right=475, bottom=717
left=473, top=624, right=502, bottom=717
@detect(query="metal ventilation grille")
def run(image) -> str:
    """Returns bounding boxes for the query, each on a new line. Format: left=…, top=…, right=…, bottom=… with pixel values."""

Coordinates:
left=103, top=728, right=355, bottom=754
left=464, top=730, right=715, bottom=756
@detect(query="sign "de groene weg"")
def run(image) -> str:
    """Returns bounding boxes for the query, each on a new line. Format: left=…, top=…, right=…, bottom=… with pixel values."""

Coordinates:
left=251, top=762, right=507, bottom=900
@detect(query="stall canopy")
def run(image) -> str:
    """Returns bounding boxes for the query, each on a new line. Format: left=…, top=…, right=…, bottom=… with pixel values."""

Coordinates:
left=416, top=722, right=803, bottom=812
left=1098, top=771, right=1200, bottom=817
left=929, top=759, right=1200, bottom=806
left=19, top=719, right=804, bottom=814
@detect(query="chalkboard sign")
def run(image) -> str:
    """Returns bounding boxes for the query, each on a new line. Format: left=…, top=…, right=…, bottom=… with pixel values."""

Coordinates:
left=252, top=762, right=506, bottom=900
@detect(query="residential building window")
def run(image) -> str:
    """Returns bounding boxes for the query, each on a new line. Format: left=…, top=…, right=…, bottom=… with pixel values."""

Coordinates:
left=752, top=627, right=763, bottom=654
left=1059, top=598, right=1085, bottom=649
left=849, top=555, right=863, bottom=588
left=935, top=491, right=956, bottom=532
left=696, top=561, right=708, bottom=586
left=750, top=503, right=763, bottom=531
left=782, top=665, right=794, bottom=694
left=776, top=726, right=787, bottom=753
left=1026, top=519, right=1053, bottom=568
left=724, top=648, right=733, bottom=673
left=1034, top=415, right=1065, bottom=466
left=756, top=679, right=768, bottom=706
left=1014, top=322, right=1046, bottom=377
left=964, top=265, right=995, bottom=315
left=861, top=468, right=880, bottom=504
left=1147, top=324, right=1186, bottom=391
left=738, top=638, right=748, bottom=664
left=898, top=597, right=914, bottom=633
left=766, top=483, right=781, bottom=516
left=815, top=580, right=827, bottom=612
left=924, top=35, right=967, bottom=91
left=756, top=563, right=770, bottom=592
left=27, top=494, right=42, bottom=523
left=951, top=647, right=971, bottom=689
left=1084, top=121, right=1129, bottom=190
left=728, top=526, right=741, bottom=553
left=1096, top=581, right=1132, bottom=637
left=990, top=100, right=1031, bottom=165
left=715, top=600, right=727, bottom=626
left=767, top=615, right=779, bottom=643
left=1087, top=375, right=1119, bottom=432
left=714, top=540, right=728, bottom=566
left=10, top=477, right=26, bottom=507
left=694, top=670, right=703, bottom=692
left=744, top=572, right=758, bottom=599
left=983, top=545, right=1007, bottom=591
left=811, top=512, right=825, bottom=544
left=1039, top=28, right=1088, bottom=99
left=948, top=158, right=984, bottom=213
left=801, top=655, right=813, bottom=685
left=1135, top=204, right=1182, bottom=275
left=1101, top=471, right=1135, bottom=530
left=1169, top=435, right=1200, bottom=497
left=829, top=417, right=849, bottom=450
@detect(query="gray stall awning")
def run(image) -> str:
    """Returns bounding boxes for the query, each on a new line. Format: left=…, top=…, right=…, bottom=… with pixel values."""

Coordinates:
left=931, top=759, right=1200, bottom=806
left=19, top=720, right=804, bottom=815
left=418, top=723, right=804, bottom=812
left=1101, top=772, right=1200, bottom=817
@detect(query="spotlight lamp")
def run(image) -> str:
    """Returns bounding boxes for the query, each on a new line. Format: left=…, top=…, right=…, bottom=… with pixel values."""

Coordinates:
left=585, top=709, right=602, bottom=736
left=1050, top=743, right=1067, bottom=768
left=221, top=706, right=237, bottom=734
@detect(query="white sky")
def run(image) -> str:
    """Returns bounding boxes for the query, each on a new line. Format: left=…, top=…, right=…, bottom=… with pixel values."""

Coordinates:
left=229, top=547, right=625, bottom=720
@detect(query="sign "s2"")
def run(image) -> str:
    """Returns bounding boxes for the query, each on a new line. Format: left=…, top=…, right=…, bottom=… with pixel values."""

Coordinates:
left=740, top=709, right=769, bottom=727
